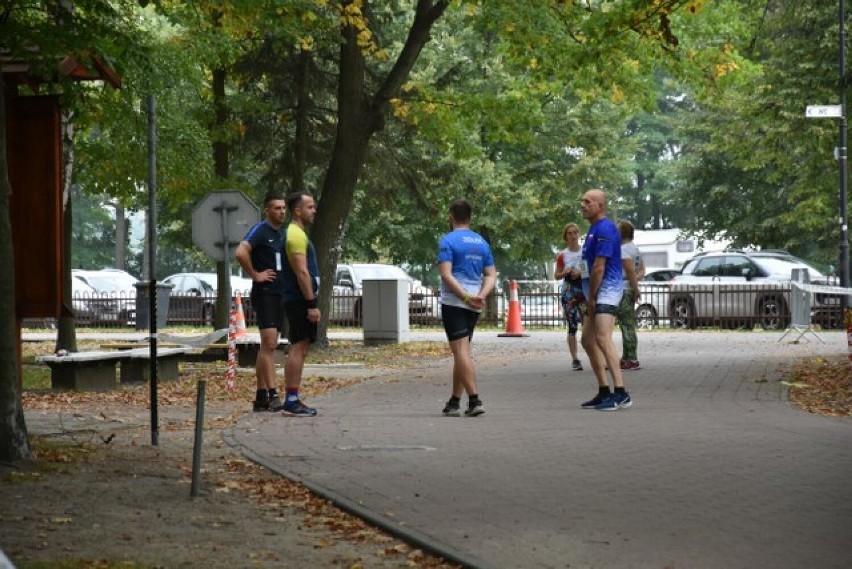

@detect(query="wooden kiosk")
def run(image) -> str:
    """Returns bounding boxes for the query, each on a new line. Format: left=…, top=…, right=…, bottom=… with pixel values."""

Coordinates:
left=3, top=54, right=120, bottom=383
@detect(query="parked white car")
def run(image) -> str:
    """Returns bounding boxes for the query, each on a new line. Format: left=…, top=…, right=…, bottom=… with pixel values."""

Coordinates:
left=331, top=263, right=436, bottom=324
left=70, top=275, right=98, bottom=324
left=72, top=269, right=137, bottom=325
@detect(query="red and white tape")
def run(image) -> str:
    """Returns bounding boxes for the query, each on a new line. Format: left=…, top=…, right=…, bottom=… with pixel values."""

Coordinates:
left=226, top=308, right=237, bottom=391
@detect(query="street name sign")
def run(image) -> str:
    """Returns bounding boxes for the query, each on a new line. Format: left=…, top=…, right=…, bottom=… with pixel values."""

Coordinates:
left=806, top=105, right=843, bottom=118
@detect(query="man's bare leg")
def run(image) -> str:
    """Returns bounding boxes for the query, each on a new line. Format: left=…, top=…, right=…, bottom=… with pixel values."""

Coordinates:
left=449, top=337, right=477, bottom=397
left=284, top=338, right=310, bottom=391
left=593, top=313, right=624, bottom=388
left=257, top=328, right=279, bottom=391
left=581, top=315, right=608, bottom=388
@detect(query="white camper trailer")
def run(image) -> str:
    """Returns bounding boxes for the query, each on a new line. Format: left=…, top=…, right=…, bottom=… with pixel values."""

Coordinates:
left=634, top=229, right=731, bottom=270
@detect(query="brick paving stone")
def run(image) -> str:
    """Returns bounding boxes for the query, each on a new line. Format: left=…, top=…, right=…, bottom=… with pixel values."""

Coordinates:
left=230, top=330, right=852, bottom=569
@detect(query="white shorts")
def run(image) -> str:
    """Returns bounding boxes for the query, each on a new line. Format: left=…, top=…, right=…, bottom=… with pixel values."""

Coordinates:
left=583, top=281, right=623, bottom=307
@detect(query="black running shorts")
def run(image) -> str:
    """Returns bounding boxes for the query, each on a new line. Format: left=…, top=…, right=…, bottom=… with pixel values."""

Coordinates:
left=441, top=303, right=480, bottom=342
left=251, top=290, right=285, bottom=331
left=284, top=299, right=317, bottom=344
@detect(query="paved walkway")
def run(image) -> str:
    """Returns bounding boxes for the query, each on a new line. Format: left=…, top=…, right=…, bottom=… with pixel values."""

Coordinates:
left=227, top=330, right=852, bottom=569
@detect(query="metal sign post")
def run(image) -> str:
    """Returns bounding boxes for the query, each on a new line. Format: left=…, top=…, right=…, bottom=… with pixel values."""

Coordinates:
left=191, top=190, right=259, bottom=262
left=146, top=94, right=159, bottom=447
left=840, top=0, right=849, bottom=305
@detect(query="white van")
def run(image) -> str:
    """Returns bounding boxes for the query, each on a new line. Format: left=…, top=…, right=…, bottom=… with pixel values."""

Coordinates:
left=634, top=228, right=731, bottom=270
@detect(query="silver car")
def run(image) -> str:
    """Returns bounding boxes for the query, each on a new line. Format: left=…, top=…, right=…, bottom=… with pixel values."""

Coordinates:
left=162, top=272, right=252, bottom=325
left=666, top=251, right=839, bottom=330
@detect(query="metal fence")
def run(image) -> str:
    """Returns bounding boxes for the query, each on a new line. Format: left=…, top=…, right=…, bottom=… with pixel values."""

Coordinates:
left=21, top=283, right=846, bottom=331
left=635, top=282, right=843, bottom=331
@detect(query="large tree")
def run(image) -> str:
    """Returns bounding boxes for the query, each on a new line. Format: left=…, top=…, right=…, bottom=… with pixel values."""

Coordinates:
left=307, top=0, right=748, bottom=342
left=0, top=71, right=29, bottom=462
left=311, top=1, right=453, bottom=344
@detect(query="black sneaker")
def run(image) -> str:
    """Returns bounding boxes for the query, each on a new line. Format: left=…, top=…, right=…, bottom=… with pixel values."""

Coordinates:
left=581, top=393, right=607, bottom=409
left=464, top=400, right=485, bottom=417
left=252, top=399, right=270, bottom=412
left=572, top=360, right=583, bottom=371
left=281, top=399, right=318, bottom=417
left=442, top=400, right=461, bottom=417
left=268, top=396, right=284, bottom=412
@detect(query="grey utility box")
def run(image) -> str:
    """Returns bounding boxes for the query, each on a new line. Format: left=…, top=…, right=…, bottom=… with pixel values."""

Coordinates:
left=362, top=278, right=410, bottom=344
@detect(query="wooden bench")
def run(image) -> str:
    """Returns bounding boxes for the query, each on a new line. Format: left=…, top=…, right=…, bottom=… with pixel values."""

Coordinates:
left=102, top=338, right=290, bottom=367
left=156, top=330, right=289, bottom=366
left=37, top=347, right=191, bottom=391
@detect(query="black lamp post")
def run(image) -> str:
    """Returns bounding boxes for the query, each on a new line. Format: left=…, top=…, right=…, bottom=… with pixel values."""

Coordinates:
left=840, top=0, right=849, bottom=293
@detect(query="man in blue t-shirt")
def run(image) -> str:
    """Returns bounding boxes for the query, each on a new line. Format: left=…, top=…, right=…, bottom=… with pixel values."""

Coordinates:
left=235, top=193, right=287, bottom=412
left=579, top=189, right=633, bottom=412
left=437, top=199, right=497, bottom=417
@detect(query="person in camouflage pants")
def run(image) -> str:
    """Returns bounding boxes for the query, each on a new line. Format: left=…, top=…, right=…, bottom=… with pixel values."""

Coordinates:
left=617, top=220, right=644, bottom=370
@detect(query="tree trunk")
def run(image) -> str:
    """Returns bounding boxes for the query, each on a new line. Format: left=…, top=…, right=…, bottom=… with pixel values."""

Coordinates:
left=313, top=0, right=450, bottom=345
left=651, top=193, right=662, bottom=229
left=0, top=74, right=31, bottom=462
left=115, top=203, right=127, bottom=270
left=56, top=109, right=77, bottom=352
left=212, top=65, right=231, bottom=330
left=212, top=67, right=228, bottom=180
left=312, top=22, right=372, bottom=347
left=292, top=50, right=311, bottom=194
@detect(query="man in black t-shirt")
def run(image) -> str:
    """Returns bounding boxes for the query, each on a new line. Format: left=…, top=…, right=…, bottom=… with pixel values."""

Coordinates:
left=235, top=193, right=287, bottom=411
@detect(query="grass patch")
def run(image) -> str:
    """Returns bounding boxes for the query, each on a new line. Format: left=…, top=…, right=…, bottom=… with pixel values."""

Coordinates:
left=307, top=340, right=449, bottom=366
left=21, top=365, right=51, bottom=390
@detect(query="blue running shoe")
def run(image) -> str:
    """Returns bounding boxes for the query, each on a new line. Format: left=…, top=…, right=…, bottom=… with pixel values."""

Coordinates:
left=614, top=391, right=633, bottom=409
left=281, top=399, right=318, bottom=417
left=595, top=395, right=619, bottom=411
left=596, top=391, right=633, bottom=411
left=581, top=393, right=607, bottom=409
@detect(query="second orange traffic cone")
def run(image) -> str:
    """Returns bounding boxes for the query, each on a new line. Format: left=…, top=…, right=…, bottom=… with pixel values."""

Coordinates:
left=233, top=296, right=248, bottom=338
left=498, top=280, right=529, bottom=337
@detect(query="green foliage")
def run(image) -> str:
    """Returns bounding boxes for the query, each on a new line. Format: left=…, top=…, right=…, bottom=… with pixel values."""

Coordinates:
left=70, top=188, right=122, bottom=270
left=73, top=4, right=216, bottom=208
left=9, top=0, right=823, bottom=278
left=671, top=0, right=849, bottom=267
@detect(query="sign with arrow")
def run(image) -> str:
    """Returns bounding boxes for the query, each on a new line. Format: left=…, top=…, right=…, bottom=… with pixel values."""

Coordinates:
left=806, top=105, right=843, bottom=118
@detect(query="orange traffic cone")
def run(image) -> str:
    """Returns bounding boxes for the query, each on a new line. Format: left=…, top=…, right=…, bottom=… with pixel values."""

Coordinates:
left=498, top=280, right=530, bottom=337
left=234, top=296, right=248, bottom=339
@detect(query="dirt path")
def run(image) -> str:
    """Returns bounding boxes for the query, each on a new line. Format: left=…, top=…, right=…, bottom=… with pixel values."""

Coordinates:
left=2, top=342, right=460, bottom=569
